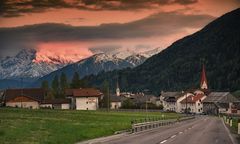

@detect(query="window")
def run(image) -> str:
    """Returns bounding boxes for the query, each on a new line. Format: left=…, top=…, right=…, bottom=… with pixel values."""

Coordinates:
left=198, top=109, right=200, bottom=112
left=86, top=102, right=88, bottom=104
left=198, top=103, right=200, bottom=106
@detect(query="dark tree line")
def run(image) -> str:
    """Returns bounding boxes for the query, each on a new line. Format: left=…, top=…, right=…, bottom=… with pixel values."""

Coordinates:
left=41, top=72, right=86, bottom=99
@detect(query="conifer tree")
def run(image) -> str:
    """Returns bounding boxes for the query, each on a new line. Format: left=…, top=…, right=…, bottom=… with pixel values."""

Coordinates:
left=71, top=72, right=81, bottom=88
left=41, top=80, right=49, bottom=91
left=52, top=75, right=60, bottom=98
left=60, top=72, right=68, bottom=97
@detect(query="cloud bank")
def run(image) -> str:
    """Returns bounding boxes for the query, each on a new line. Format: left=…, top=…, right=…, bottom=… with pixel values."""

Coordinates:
left=0, top=0, right=198, bottom=17
left=0, top=11, right=215, bottom=58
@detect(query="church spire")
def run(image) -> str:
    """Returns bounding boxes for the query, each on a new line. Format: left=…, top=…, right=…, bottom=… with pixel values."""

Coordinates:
left=200, top=64, right=208, bottom=89
left=116, top=80, right=120, bottom=96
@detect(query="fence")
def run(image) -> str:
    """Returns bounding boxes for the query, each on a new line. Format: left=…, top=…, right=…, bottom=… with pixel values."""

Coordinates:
left=131, top=116, right=195, bottom=133
left=99, top=108, right=163, bottom=112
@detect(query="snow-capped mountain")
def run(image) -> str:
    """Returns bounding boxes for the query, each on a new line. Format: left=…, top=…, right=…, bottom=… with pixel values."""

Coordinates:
left=125, top=54, right=147, bottom=66
left=32, top=52, right=147, bottom=86
left=0, top=48, right=72, bottom=81
left=0, top=47, right=162, bottom=88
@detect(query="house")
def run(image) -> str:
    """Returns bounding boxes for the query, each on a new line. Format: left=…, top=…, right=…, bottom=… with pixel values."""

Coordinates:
left=202, top=92, right=239, bottom=115
left=40, top=99, right=71, bottom=109
left=179, top=93, right=206, bottom=114
left=110, top=95, right=122, bottom=109
left=66, top=88, right=103, bottom=110
left=4, top=88, right=45, bottom=109
left=160, top=91, right=182, bottom=111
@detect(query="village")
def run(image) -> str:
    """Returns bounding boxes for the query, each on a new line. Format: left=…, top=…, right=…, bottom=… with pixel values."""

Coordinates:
left=0, top=65, right=239, bottom=116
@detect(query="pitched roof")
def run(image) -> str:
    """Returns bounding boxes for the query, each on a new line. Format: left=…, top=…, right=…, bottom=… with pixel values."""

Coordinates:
left=161, top=92, right=182, bottom=98
left=180, top=94, right=205, bottom=103
left=66, top=88, right=103, bottom=97
left=203, top=92, right=239, bottom=103
left=41, top=99, right=71, bottom=104
left=5, top=88, right=45, bottom=102
left=161, top=92, right=182, bottom=102
left=110, top=95, right=122, bottom=102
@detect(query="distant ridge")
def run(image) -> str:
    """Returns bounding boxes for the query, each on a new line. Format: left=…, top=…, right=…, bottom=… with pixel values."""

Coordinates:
left=83, top=8, right=240, bottom=94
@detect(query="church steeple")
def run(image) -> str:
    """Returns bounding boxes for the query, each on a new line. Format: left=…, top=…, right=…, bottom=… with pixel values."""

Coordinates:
left=200, top=64, right=208, bottom=89
left=116, top=80, right=120, bottom=96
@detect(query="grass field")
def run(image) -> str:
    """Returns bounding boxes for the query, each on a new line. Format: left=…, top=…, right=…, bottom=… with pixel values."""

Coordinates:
left=0, top=108, right=180, bottom=144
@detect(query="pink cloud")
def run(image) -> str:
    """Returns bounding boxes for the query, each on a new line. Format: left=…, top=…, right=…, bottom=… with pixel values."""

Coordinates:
left=34, top=42, right=93, bottom=63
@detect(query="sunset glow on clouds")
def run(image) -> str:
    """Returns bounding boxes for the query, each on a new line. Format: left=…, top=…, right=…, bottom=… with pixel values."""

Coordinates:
left=0, top=0, right=239, bottom=62
left=34, top=42, right=93, bottom=63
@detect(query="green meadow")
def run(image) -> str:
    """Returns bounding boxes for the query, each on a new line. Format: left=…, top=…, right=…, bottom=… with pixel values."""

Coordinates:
left=0, top=108, right=180, bottom=144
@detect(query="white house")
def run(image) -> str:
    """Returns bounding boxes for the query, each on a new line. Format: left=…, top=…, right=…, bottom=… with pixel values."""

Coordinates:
left=110, top=95, right=122, bottom=109
left=66, top=88, right=103, bottom=110
left=160, top=91, right=182, bottom=111
left=176, top=92, right=194, bottom=113
left=179, top=93, right=206, bottom=114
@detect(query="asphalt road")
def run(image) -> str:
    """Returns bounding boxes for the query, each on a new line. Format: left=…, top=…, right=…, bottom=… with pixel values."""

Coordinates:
left=81, top=116, right=236, bottom=144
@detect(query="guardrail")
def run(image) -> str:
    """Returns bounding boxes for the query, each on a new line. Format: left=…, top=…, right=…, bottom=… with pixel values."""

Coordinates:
left=221, top=113, right=240, bottom=134
left=131, top=116, right=195, bottom=133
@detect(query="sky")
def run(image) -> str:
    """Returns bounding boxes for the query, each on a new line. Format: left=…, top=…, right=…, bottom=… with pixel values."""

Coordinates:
left=0, top=0, right=239, bottom=62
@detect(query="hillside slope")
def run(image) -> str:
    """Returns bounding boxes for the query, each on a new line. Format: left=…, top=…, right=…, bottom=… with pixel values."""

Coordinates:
left=83, top=8, right=240, bottom=94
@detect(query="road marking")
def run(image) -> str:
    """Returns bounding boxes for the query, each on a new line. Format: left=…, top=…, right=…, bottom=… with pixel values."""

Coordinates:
left=179, top=131, right=183, bottom=134
left=171, top=135, right=176, bottom=138
left=160, top=140, right=167, bottom=143
left=221, top=118, right=237, bottom=144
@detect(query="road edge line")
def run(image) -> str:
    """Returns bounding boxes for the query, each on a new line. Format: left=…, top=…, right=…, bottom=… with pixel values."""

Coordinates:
left=221, top=118, right=238, bottom=144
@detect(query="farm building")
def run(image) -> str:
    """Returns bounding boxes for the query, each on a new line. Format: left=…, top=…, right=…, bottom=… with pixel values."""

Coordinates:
left=4, top=88, right=45, bottom=109
left=40, top=99, right=71, bottom=109
left=202, top=92, right=239, bottom=115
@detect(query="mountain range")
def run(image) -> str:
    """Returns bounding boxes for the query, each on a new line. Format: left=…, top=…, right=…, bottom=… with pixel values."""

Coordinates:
left=82, top=8, right=240, bottom=94
left=0, top=45, right=161, bottom=88
left=32, top=48, right=161, bottom=87
left=0, top=48, right=72, bottom=81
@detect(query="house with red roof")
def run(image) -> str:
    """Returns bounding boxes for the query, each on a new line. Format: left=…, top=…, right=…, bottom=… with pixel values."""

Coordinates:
left=179, top=93, right=206, bottom=114
left=66, top=88, right=103, bottom=110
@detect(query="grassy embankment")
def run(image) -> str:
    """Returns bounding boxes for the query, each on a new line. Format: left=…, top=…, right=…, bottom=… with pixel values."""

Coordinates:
left=0, top=108, right=180, bottom=144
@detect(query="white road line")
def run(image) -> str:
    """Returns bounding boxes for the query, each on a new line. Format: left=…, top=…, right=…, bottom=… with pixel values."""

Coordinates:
left=221, top=118, right=237, bottom=144
left=160, top=140, right=167, bottom=144
left=179, top=131, right=183, bottom=134
left=171, top=135, right=176, bottom=138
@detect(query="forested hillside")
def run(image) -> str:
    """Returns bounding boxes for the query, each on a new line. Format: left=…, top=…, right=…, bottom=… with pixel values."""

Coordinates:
left=83, top=8, right=240, bottom=94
